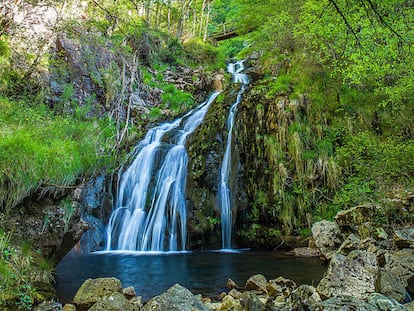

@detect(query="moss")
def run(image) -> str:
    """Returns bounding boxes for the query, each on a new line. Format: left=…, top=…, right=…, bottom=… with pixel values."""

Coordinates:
left=0, top=96, right=117, bottom=213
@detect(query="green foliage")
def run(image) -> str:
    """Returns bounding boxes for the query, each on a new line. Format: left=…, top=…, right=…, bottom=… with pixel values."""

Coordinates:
left=0, top=97, right=116, bottom=213
left=149, top=107, right=162, bottom=120
left=0, top=230, right=53, bottom=310
left=161, top=85, right=195, bottom=113
left=183, top=38, right=218, bottom=67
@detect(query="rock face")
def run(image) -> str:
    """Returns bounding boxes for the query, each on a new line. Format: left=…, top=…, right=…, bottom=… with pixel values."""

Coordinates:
left=3, top=197, right=88, bottom=264
left=245, top=274, right=268, bottom=292
left=393, top=228, right=414, bottom=249
left=311, top=220, right=342, bottom=259
left=89, top=292, right=139, bottom=311
left=73, top=277, right=123, bottom=311
left=143, top=284, right=209, bottom=311
left=317, top=250, right=378, bottom=299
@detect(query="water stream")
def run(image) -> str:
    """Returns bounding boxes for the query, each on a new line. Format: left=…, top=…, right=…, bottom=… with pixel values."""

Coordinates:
left=106, top=91, right=220, bottom=251
left=218, top=60, right=249, bottom=249
left=55, top=251, right=325, bottom=303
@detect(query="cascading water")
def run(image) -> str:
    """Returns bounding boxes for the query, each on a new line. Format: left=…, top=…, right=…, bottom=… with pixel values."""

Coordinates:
left=218, top=60, right=249, bottom=249
left=106, top=91, right=220, bottom=252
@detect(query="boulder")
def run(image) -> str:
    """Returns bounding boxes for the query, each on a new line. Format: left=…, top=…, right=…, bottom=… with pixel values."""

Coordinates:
left=393, top=229, right=414, bottom=249
left=123, top=286, right=137, bottom=299
left=227, top=278, right=239, bottom=290
left=266, top=276, right=296, bottom=298
left=289, top=285, right=323, bottom=311
left=63, top=305, right=76, bottom=311
left=405, top=301, right=414, bottom=311
left=89, top=292, right=139, bottom=311
left=239, top=292, right=264, bottom=311
left=367, top=292, right=407, bottom=311
left=228, top=289, right=242, bottom=299
left=383, top=249, right=414, bottom=285
left=322, top=296, right=377, bottom=311
left=335, top=204, right=378, bottom=228
left=245, top=274, right=268, bottom=292
left=220, top=295, right=242, bottom=311
left=32, top=301, right=63, bottom=311
left=311, top=220, right=342, bottom=259
left=73, top=277, right=123, bottom=311
left=317, top=250, right=378, bottom=299
left=142, top=284, right=209, bottom=311
left=378, top=269, right=407, bottom=302
left=337, top=233, right=361, bottom=255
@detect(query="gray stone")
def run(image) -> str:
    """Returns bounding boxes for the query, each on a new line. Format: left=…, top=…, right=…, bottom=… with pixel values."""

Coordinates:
left=379, top=269, right=407, bottom=302
left=73, top=277, right=123, bottom=311
left=123, top=286, right=137, bottom=299
left=245, top=274, right=268, bottom=292
left=311, top=220, right=342, bottom=259
left=317, top=250, right=378, bottom=299
left=239, top=292, right=264, bottom=311
left=367, top=292, right=407, bottom=311
left=289, top=285, right=322, bottom=311
left=142, top=284, right=209, bottom=311
left=228, top=288, right=242, bottom=299
left=63, top=304, right=76, bottom=311
left=220, top=295, right=242, bottom=311
left=383, top=249, right=414, bottom=285
left=322, top=296, right=377, bottom=310
left=266, top=276, right=296, bottom=298
left=337, top=233, right=361, bottom=255
left=405, top=301, right=414, bottom=311
left=32, top=301, right=63, bottom=311
left=394, top=229, right=414, bottom=249
left=89, top=292, right=139, bottom=311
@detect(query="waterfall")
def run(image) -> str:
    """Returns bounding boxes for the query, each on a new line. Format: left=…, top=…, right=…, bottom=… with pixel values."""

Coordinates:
left=218, top=60, right=249, bottom=249
left=106, top=91, right=220, bottom=252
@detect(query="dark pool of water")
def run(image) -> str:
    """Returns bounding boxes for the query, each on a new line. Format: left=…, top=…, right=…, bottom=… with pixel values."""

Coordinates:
left=54, top=250, right=326, bottom=303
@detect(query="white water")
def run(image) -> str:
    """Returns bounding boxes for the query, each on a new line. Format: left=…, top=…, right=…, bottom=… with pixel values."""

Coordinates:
left=106, top=91, right=220, bottom=251
left=218, top=60, right=249, bottom=249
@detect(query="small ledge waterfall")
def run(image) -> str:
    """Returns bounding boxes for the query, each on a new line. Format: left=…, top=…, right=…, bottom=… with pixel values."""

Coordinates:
left=106, top=91, right=220, bottom=252
left=218, top=60, right=249, bottom=249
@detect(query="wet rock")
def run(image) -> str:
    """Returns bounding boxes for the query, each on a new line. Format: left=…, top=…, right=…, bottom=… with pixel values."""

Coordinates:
left=266, top=276, right=296, bottom=298
left=322, top=296, right=377, bottom=310
left=32, top=301, right=63, bottom=311
left=367, top=292, right=407, bottom=310
left=337, top=233, right=361, bottom=255
left=289, top=285, right=322, bottom=311
left=73, top=277, right=123, bottom=311
left=239, top=292, right=264, bottom=311
left=129, top=296, right=143, bottom=309
left=335, top=204, right=378, bottom=228
left=292, top=247, right=320, bottom=257
left=245, top=274, right=268, bottom=292
left=394, top=229, right=414, bottom=249
left=228, top=289, right=242, bottom=299
left=89, top=292, right=139, bottom=311
left=4, top=198, right=89, bottom=264
left=220, top=295, right=242, bottom=311
left=311, top=220, right=342, bottom=259
left=123, top=286, right=137, bottom=299
left=142, top=284, right=209, bottom=311
left=405, top=301, right=414, bottom=311
left=383, top=249, right=414, bottom=286
left=317, top=250, right=378, bottom=299
left=379, top=269, right=407, bottom=302
left=62, top=304, right=76, bottom=311
left=227, top=278, right=239, bottom=290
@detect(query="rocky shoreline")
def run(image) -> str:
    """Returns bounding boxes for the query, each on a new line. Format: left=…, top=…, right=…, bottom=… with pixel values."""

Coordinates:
left=31, top=204, right=414, bottom=311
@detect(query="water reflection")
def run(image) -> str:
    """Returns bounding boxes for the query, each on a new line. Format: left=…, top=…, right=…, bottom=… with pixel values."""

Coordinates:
left=55, top=251, right=325, bottom=303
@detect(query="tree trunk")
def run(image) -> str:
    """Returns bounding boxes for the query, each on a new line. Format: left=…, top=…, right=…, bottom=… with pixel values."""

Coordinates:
left=203, top=0, right=210, bottom=42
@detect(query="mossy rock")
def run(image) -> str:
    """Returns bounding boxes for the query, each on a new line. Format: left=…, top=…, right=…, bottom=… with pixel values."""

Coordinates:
left=73, top=277, right=123, bottom=311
